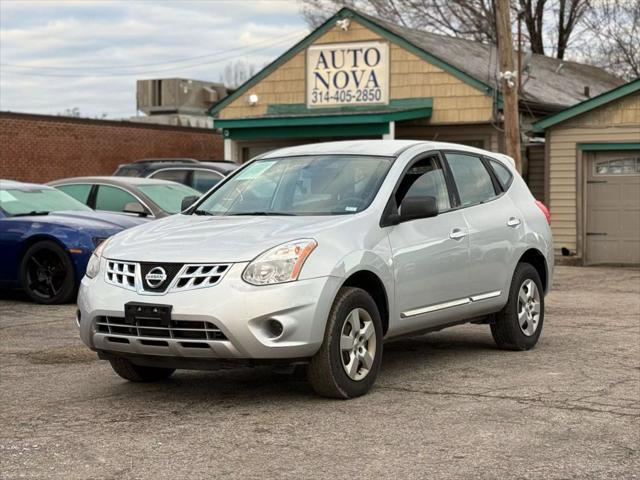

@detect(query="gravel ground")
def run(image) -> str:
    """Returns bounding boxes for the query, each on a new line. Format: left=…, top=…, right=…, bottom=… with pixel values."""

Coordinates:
left=1, top=266, right=639, bottom=479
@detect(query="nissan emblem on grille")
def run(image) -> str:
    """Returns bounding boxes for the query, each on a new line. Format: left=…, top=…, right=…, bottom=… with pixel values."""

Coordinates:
left=145, top=267, right=167, bottom=288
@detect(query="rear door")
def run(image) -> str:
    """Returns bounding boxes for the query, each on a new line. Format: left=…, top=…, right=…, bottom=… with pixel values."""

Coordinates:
left=387, top=152, right=471, bottom=335
left=443, top=151, right=519, bottom=303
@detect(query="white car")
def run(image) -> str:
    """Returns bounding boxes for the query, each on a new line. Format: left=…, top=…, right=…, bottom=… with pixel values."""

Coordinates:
left=78, top=140, right=553, bottom=398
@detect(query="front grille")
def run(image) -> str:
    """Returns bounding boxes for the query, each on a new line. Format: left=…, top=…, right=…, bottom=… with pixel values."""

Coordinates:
left=106, top=261, right=136, bottom=289
left=173, top=264, right=229, bottom=291
left=103, top=260, right=232, bottom=294
left=139, top=262, right=183, bottom=292
left=95, top=316, right=227, bottom=341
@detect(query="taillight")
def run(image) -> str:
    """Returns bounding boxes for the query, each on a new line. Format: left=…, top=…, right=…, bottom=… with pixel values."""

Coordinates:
left=535, top=200, right=551, bottom=225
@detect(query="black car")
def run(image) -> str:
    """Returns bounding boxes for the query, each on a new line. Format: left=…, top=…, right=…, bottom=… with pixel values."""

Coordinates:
left=113, top=158, right=238, bottom=193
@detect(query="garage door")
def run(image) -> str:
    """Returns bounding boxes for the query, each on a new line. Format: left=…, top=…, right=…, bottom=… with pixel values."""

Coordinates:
left=586, top=151, right=640, bottom=265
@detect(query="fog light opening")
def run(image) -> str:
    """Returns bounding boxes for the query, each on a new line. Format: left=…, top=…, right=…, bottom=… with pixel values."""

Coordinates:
left=267, top=319, right=284, bottom=339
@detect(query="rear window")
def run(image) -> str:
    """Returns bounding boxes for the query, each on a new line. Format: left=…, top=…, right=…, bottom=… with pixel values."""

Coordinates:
left=488, top=159, right=514, bottom=190
left=445, top=152, right=498, bottom=207
left=114, top=166, right=142, bottom=177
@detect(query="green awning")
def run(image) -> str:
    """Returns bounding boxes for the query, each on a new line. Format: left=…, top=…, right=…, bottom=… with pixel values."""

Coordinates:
left=216, top=98, right=432, bottom=140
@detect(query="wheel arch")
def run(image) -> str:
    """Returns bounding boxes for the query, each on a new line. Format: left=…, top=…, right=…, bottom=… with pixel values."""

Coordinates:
left=517, top=248, right=548, bottom=293
left=341, top=270, right=390, bottom=335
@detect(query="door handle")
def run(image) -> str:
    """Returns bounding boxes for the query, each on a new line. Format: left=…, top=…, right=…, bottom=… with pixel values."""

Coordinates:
left=449, top=228, right=467, bottom=240
left=506, top=217, right=521, bottom=228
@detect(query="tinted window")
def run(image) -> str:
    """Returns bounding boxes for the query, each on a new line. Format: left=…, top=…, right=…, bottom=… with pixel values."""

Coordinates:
left=446, top=153, right=497, bottom=206
left=138, top=184, right=200, bottom=214
left=95, top=185, right=139, bottom=213
left=0, top=187, right=91, bottom=216
left=192, top=170, right=223, bottom=192
left=395, top=156, right=451, bottom=212
left=151, top=169, right=189, bottom=185
left=489, top=159, right=513, bottom=189
left=113, top=166, right=142, bottom=177
left=195, top=155, right=393, bottom=216
left=55, top=184, right=92, bottom=204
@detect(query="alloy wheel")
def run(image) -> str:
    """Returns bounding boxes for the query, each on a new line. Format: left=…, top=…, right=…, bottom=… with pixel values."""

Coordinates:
left=517, top=279, right=541, bottom=336
left=25, top=250, right=67, bottom=300
left=340, top=308, right=376, bottom=381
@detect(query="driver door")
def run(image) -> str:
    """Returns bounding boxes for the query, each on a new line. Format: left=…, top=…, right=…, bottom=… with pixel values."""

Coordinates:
left=386, top=153, right=471, bottom=336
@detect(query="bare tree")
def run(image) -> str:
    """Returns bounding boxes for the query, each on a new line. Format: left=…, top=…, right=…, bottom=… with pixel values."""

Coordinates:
left=581, top=0, right=639, bottom=79
left=219, top=60, right=257, bottom=89
left=300, top=0, right=610, bottom=62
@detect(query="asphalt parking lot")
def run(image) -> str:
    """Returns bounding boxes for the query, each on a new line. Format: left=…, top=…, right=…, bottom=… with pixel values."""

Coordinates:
left=1, top=266, right=639, bottom=479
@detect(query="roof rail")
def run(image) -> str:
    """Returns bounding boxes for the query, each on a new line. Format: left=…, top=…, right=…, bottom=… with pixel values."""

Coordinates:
left=133, top=158, right=200, bottom=164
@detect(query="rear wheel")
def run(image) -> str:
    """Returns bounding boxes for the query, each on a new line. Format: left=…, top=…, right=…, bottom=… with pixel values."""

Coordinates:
left=109, top=357, right=175, bottom=382
left=307, top=287, right=383, bottom=399
left=491, top=263, right=544, bottom=350
left=19, top=240, right=76, bottom=304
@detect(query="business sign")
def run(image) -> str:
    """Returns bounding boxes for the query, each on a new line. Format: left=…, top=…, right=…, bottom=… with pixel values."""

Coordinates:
left=306, top=41, right=389, bottom=108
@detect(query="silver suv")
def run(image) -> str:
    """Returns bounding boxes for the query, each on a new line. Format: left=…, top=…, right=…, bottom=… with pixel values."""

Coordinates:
left=78, top=140, right=553, bottom=398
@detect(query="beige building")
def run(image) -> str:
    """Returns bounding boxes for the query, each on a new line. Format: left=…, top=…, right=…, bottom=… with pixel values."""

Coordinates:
left=209, top=7, right=620, bottom=168
left=533, top=80, right=640, bottom=265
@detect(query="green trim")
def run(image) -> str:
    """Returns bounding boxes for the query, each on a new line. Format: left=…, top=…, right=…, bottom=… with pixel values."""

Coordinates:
left=208, top=7, right=493, bottom=117
left=267, top=97, right=432, bottom=115
left=223, top=123, right=389, bottom=140
left=578, top=142, right=640, bottom=151
left=533, top=79, right=640, bottom=132
left=214, top=105, right=432, bottom=129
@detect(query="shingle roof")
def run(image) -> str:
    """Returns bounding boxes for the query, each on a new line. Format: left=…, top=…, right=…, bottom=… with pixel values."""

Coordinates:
left=355, top=9, right=623, bottom=110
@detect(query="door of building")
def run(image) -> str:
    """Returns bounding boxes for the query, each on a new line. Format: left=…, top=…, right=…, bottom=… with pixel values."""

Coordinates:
left=585, top=151, right=640, bottom=265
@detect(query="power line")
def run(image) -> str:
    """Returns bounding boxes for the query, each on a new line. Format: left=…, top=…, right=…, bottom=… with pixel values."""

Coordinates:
left=0, top=30, right=306, bottom=76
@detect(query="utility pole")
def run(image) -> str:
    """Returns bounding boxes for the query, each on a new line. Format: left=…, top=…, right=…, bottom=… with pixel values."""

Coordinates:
left=495, top=0, right=522, bottom=173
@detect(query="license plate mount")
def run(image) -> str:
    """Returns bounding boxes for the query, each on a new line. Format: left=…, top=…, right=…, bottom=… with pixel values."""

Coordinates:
left=124, top=302, right=173, bottom=327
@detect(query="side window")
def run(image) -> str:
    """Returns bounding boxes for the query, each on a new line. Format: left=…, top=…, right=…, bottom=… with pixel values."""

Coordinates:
left=95, top=185, right=138, bottom=213
left=192, top=170, right=223, bottom=192
left=151, top=169, right=189, bottom=185
left=395, top=156, right=451, bottom=213
left=446, top=153, right=498, bottom=207
left=56, top=184, right=92, bottom=204
left=488, top=159, right=513, bottom=190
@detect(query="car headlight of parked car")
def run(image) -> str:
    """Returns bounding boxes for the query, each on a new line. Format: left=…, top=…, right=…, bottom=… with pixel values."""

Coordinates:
left=86, top=238, right=109, bottom=279
left=242, top=239, right=317, bottom=286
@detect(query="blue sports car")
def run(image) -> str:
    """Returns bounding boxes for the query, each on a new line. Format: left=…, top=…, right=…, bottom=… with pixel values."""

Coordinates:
left=0, top=180, right=145, bottom=304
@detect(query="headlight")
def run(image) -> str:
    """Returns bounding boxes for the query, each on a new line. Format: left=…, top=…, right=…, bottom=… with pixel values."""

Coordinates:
left=242, top=239, right=317, bottom=286
left=85, top=238, right=109, bottom=279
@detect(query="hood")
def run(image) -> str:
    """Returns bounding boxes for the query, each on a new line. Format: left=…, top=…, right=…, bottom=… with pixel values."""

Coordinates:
left=8, top=210, right=147, bottom=239
left=105, top=213, right=353, bottom=263
left=44, top=210, right=148, bottom=230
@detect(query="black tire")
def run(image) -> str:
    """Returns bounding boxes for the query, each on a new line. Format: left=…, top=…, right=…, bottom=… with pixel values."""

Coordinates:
left=109, top=357, right=175, bottom=382
left=19, top=240, right=76, bottom=304
left=307, top=287, right=383, bottom=399
left=491, top=263, right=544, bottom=351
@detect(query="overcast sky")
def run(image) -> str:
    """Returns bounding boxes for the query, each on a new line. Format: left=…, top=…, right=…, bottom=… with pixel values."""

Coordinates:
left=0, top=0, right=310, bottom=119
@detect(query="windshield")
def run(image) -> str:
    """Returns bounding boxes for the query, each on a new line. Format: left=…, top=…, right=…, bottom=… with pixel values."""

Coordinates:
left=0, top=186, right=93, bottom=216
left=138, top=184, right=201, bottom=214
left=193, top=155, right=393, bottom=216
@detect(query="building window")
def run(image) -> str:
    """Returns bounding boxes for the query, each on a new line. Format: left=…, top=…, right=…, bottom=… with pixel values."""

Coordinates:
left=594, top=157, right=640, bottom=176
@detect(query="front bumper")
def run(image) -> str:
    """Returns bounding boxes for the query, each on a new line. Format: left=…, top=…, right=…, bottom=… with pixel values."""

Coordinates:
left=77, top=260, right=341, bottom=361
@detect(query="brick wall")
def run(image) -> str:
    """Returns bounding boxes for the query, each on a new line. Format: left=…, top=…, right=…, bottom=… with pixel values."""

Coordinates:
left=0, top=112, right=225, bottom=183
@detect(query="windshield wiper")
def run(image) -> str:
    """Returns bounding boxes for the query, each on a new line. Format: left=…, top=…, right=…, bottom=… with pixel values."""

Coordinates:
left=12, top=211, right=50, bottom=217
left=192, top=209, right=214, bottom=216
left=226, top=211, right=297, bottom=216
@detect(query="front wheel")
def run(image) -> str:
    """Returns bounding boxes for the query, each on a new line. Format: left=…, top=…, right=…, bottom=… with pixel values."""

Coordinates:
left=19, top=240, right=76, bottom=304
left=491, top=263, right=544, bottom=351
left=307, top=287, right=383, bottom=399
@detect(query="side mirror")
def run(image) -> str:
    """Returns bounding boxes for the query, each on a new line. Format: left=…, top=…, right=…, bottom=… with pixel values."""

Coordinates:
left=181, top=195, right=199, bottom=211
left=123, top=202, right=149, bottom=217
left=398, top=196, right=438, bottom=222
